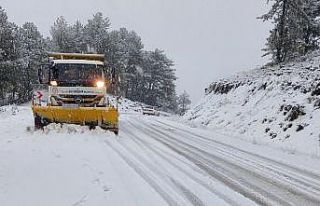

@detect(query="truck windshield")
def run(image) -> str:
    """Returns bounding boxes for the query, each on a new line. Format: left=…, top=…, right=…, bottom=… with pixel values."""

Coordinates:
left=53, top=63, right=103, bottom=82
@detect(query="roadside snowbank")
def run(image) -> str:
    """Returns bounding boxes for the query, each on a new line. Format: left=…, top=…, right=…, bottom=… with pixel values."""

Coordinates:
left=108, top=96, right=143, bottom=114
left=185, top=52, right=320, bottom=156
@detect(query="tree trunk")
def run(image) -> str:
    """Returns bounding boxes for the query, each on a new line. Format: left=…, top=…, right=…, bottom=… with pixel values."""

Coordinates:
left=277, top=0, right=287, bottom=63
left=304, top=25, right=311, bottom=54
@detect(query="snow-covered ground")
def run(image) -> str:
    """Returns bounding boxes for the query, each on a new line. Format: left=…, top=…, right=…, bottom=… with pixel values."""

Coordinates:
left=1, top=105, right=320, bottom=206
left=185, top=52, right=320, bottom=157
left=108, top=95, right=143, bottom=114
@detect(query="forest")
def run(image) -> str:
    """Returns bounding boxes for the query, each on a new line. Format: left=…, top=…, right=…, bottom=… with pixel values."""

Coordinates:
left=2, top=0, right=319, bottom=113
left=0, top=7, right=179, bottom=112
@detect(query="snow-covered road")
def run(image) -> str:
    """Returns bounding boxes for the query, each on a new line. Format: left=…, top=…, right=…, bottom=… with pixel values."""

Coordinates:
left=1, top=106, right=320, bottom=206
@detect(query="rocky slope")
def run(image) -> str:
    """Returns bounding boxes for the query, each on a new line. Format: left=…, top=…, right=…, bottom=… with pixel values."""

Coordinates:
left=185, top=52, right=320, bottom=156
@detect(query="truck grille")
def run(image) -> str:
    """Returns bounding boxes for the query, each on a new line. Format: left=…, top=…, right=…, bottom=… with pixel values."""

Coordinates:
left=51, top=95, right=103, bottom=107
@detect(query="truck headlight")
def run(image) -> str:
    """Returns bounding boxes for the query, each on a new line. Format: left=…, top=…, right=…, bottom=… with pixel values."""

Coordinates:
left=96, top=81, right=105, bottom=88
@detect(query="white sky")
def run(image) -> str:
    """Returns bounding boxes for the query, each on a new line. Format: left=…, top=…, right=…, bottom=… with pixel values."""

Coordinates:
left=1, top=0, right=271, bottom=103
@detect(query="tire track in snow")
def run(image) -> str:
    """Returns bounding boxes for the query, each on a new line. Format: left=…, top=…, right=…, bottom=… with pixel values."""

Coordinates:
left=131, top=118, right=320, bottom=206
left=146, top=122, right=320, bottom=205
left=129, top=121, right=289, bottom=206
left=118, top=123, right=205, bottom=206
left=169, top=177, right=206, bottom=206
left=155, top=119, right=320, bottom=181
left=152, top=119, right=320, bottom=202
left=124, top=121, right=243, bottom=206
left=104, top=137, right=180, bottom=206
left=71, top=195, right=87, bottom=206
left=152, top=120, right=320, bottom=196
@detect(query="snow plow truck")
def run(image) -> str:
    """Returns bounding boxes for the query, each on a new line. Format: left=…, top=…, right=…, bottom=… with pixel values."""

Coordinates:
left=32, top=52, right=119, bottom=135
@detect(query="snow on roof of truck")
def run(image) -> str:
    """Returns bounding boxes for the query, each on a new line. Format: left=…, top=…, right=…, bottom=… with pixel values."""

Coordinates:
left=53, top=59, right=104, bottom=65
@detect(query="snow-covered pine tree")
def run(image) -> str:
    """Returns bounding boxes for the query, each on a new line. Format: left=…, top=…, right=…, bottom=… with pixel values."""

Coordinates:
left=0, top=6, right=11, bottom=99
left=177, top=91, right=191, bottom=115
left=104, top=28, right=144, bottom=99
left=6, top=23, right=23, bottom=103
left=0, top=7, right=21, bottom=103
left=140, top=49, right=177, bottom=112
left=70, top=20, right=87, bottom=53
left=17, top=22, right=45, bottom=102
left=260, top=0, right=320, bottom=63
left=0, top=6, right=17, bottom=62
left=118, top=29, right=143, bottom=99
left=84, top=12, right=110, bottom=53
left=104, top=29, right=126, bottom=95
left=50, top=16, right=73, bottom=52
left=301, top=0, right=320, bottom=54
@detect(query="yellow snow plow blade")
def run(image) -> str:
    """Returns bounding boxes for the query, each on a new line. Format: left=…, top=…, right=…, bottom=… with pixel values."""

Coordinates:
left=32, top=106, right=119, bottom=132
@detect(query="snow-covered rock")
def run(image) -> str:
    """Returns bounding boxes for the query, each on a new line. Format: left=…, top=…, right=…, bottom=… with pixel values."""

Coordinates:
left=185, top=52, right=320, bottom=156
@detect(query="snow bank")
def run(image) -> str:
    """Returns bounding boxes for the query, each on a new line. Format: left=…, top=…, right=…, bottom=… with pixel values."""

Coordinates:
left=112, top=96, right=143, bottom=114
left=185, top=52, right=320, bottom=156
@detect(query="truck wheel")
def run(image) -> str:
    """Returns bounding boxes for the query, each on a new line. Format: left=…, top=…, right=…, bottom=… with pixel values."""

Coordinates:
left=34, top=115, right=46, bottom=130
left=89, top=125, right=96, bottom=130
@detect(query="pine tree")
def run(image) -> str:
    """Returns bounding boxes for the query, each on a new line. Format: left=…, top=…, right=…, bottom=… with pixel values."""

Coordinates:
left=141, top=49, right=177, bottom=112
left=260, top=0, right=297, bottom=63
left=177, top=91, right=191, bottom=115
left=84, top=12, right=110, bottom=53
left=260, top=0, right=320, bottom=63
left=0, top=6, right=16, bottom=61
left=0, top=6, right=11, bottom=99
left=17, top=22, right=45, bottom=102
left=104, top=28, right=144, bottom=98
left=0, top=7, right=21, bottom=102
left=6, top=23, right=22, bottom=103
left=301, top=0, right=320, bottom=54
left=70, top=20, right=87, bottom=53
left=50, top=16, right=73, bottom=52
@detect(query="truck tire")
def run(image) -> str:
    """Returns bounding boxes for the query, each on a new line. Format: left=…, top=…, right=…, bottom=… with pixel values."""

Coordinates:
left=34, top=114, right=46, bottom=130
left=89, top=125, right=96, bottom=130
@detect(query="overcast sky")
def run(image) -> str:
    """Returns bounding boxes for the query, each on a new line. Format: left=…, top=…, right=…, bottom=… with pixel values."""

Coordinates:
left=1, top=0, right=271, bottom=103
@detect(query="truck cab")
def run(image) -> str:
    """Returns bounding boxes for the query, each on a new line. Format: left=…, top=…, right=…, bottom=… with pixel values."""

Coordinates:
left=48, top=59, right=107, bottom=107
left=32, top=52, right=119, bottom=135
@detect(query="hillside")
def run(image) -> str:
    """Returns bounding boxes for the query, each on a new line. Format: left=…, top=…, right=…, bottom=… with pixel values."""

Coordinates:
left=184, top=52, right=320, bottom=156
